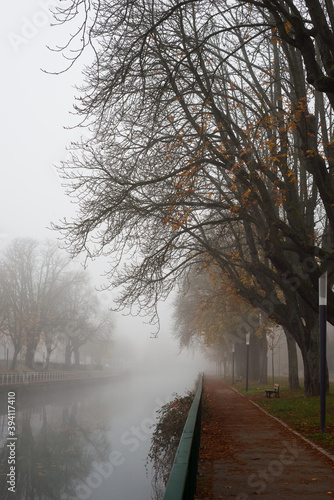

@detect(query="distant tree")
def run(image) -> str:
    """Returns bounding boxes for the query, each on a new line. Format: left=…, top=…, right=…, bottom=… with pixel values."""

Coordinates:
left=173, top=266, right=270, bottom=383
left=39, top=269, right=87, bottom=369
left=0, top=239, right=112, bottom=370
left=0, top=239, right=34, bottom=369
left=60, top=273, right=113, bottom=368
left=0, top=239, right=73, bottom=369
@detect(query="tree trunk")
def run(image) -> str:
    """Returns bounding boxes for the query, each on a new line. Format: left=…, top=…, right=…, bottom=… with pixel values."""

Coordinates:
left=65, top=343, right=72, bottom=369
left=298, top=320, right=329, bottom=397
left=284, top=328, right=300, bottom=389
left=10, top=347, right=20, bottom=370
left=25, top=346, right=34, bottom=369
left=73, top=346, right=80, bottom=367
left=286, top=307, right=326, bottom=397
left=258, top=334, right=268, bottom=384
left=302, top=346, right=320, bottom=397
left=44, top=346, right=52, bottom=370
left=235, top=343, right=245, bottom=379
left=249, top=335, right=260, bottom=380
left=25, top=335, right=39, bottom=369
left=301, top=345, right=329, bottom=397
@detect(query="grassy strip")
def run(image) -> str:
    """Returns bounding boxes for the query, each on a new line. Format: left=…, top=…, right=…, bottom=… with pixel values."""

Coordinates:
left=230, top=377, right=334, bottom=455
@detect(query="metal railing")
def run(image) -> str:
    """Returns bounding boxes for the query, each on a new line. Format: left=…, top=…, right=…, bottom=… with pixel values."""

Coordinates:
left=0, top=369, right=119, bottom=385
left=163, top=373, right=203, bottom=500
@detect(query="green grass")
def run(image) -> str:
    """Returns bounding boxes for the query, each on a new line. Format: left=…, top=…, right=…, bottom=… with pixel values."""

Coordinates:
left=231, top=377, right=334, bottom=455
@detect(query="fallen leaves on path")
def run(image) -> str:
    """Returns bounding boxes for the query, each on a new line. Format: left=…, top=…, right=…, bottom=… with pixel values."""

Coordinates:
left=195, top=379, right=235, bottom=499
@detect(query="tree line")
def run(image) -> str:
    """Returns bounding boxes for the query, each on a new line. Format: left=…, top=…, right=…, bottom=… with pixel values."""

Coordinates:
left=173, top=265, right=299, bottom=388
left=51, top=0, right=334, bottom=395
left=0, top=239, right=113, bottom=370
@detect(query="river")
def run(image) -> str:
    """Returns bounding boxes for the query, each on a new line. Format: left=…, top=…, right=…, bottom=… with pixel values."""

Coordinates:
left=0, top=364, right=204, bottom=500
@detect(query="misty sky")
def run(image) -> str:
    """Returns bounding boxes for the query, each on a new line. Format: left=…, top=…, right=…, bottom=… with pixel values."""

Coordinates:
left=1, top=0, right=84, bottom=241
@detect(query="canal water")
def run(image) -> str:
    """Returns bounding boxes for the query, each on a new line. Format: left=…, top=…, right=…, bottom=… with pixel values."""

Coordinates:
left=0, top=364, right=203, bottom=500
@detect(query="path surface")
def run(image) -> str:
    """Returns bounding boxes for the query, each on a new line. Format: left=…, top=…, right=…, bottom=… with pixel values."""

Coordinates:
left=195, top=376, right=334, bottom=499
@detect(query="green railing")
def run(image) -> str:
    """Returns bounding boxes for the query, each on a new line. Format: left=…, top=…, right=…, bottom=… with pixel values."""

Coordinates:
left=163, top=373, right=203, bottom=500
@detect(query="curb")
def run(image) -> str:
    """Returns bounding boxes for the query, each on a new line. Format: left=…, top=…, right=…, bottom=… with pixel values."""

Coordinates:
left=229, top=386, right=334, bottom=464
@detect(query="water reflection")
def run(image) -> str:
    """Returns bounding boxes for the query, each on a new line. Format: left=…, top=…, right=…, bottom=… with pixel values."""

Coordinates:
left=0, top=384, right=114, bottom=499
left=0, top=366, right=203, bottom=500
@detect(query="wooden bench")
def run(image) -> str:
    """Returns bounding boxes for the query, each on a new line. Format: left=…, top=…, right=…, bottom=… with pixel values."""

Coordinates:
left=265, top=383, right=280, bottom=398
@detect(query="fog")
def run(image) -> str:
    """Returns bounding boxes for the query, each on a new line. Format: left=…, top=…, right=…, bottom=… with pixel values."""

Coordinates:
left=0, top=6, right=214, bottom=498
left=1, top=2, right=196, bottom=353
left=1, top=1, right=88, bottom=240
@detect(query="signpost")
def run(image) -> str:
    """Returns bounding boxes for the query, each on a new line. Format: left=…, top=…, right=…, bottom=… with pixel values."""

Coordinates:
left=319, top=272, right=327, bottom=434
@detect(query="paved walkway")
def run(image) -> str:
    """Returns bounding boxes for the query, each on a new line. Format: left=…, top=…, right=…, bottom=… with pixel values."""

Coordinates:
left=195, top=377, right=334, bottom=499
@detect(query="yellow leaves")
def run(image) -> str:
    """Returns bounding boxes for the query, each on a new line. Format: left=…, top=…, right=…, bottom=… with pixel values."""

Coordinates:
left=254, top=322, right=271, bottom=339
left=163, top=163, right=201, bottom=230
left=284, top=21, right=293, bottom=34
left=286, top=169, right=297, bottom=183
left=163, top=210, right=191, bottom=230
left=306, top=149, right=318, bottom=158
left=242, top=187, right=252, bottom=200
left=185, top=265, right=256, bottom=348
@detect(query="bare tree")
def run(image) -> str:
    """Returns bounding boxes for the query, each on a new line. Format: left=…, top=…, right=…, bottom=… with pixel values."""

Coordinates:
left=60, top=273, right=113, bottom=368
left=0, top=239, right=37, bottom=369
left=0, top=239, right=113, bottom=370
left=0, top=239, right=73, bottom=369
left=51, top=0, right=334, bottom=394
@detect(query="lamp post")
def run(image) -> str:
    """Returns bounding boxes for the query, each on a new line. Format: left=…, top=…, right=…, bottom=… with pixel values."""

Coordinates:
left=232, top=343, right=235, bottom=385
left=319, top=272, right=327, bottom=433
left=246, top=333, right=250, bottom=392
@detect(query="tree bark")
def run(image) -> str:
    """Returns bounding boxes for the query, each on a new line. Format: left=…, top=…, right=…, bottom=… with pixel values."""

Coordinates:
left=284, top=328, right=300, bottom=390
left=65, top=343, right=72, bottom=369
left=258, top=334, right=268, bottom=384
left=25, top=335, right=40, bottom=369
left=45, top=346, right=52, bottom=370
left=298, top=322, right=330, bottom=397
left=73, top=346, right=80, bottom=367
left=10, top=347, right=20, bottom=371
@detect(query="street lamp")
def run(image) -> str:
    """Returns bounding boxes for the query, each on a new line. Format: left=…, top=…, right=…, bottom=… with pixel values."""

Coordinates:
left=232, top=343, right=235, bottom=385
left=246, top=333, right=250, bottom=392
